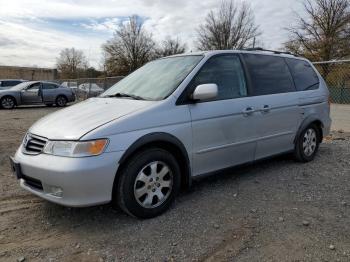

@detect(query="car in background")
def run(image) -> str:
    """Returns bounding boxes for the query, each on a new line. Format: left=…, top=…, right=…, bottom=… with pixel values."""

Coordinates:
left=0, top=81, right=75, bottom=109
left=0, top=79, right=27, bottom=90
left=78, top=83, right=104, bottom=97
left=61, top=81, right=78, bottom=93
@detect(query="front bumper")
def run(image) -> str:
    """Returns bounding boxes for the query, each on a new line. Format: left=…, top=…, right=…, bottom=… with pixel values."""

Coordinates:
left=13, top=146, right=124, bottom=207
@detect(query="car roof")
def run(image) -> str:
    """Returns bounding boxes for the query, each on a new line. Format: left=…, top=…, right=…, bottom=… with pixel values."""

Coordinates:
left=167, top=49, right=309, bottom=62
left=24, top=81, right=59, bottom=85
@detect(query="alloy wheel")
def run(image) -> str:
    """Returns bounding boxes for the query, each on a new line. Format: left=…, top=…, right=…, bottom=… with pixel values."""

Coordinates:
left=1, top=97, right=15, bottom=109
left=56, top=96, right=66, bottom=106
left=303, top=128, right=317, bottom=156
left=134, top=161, right=173, bottom=209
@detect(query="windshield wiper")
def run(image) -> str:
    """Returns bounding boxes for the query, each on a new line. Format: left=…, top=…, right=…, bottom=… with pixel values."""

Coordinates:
left=103, top=93, right=146, bottom=100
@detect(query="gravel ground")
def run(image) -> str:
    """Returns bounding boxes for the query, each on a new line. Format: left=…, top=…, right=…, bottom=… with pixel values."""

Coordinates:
left=0, top=106, right=349, bottom=262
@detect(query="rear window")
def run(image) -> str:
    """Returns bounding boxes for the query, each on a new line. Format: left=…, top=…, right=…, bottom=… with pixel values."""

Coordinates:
left=242, top=54, right=295, bottom=96
left=285, top=58, right=319, bottom=91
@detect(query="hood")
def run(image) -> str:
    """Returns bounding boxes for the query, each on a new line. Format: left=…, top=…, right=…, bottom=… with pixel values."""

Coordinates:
left=29, top=98, right=155, bottom=140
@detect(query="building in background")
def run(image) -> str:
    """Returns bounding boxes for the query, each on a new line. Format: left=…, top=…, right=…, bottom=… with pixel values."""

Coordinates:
left=0, top=66, right=57, bottom=80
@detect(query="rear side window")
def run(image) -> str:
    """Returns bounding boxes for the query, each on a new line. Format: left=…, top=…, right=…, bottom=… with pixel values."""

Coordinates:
left=190, top=55, right=247, bottom=101
left=42, top=83, right=58, bottom=89
left=285, top=58, right=319, bottom=91
left=242, top=54, right=295, bottom=96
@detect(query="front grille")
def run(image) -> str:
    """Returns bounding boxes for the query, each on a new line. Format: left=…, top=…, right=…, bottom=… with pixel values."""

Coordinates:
left=22, top=174, right=43, bottom=190
left=23, top=133, right=48, bottom=155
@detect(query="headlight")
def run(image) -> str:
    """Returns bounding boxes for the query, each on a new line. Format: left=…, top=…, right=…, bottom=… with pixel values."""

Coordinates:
left=43, top=139, right=108, bottom=157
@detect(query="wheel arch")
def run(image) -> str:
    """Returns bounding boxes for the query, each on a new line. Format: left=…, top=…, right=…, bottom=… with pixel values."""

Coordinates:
left=115, top=132, right=192, bottom=194
left=295, top=115, right=324, bottom=143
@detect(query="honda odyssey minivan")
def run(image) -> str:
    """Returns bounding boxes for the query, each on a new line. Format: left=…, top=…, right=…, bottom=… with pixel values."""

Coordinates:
left=10, top=49, right=331, bottom=218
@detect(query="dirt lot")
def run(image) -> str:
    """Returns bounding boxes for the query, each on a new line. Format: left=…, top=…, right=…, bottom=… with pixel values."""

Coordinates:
left=0, top=106, right=349, bottom=262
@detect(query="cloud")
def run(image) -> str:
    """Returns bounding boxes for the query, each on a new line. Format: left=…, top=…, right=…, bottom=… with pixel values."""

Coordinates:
left=0, top=0, right=304, bottom=68
left=81, top=18, right=121, bottom=33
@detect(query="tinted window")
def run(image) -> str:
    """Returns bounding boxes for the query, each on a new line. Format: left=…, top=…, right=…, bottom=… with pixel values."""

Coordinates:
left=1, top=80, right=22, bottom=87
left=285, top=58, right=319, bottom=91
left=43, top=83, right=58, bottom=89
left=190, top=55, right=247, bottom=100
left=27, top=83, right=41, bottom=90
left=243, top=54, right=295, bottom=95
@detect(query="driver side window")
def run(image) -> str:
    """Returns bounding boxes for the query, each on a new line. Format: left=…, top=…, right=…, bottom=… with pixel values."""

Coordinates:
left=27, top=83, right=41, bottom=91
left=190, top=55, right=247, bottom=101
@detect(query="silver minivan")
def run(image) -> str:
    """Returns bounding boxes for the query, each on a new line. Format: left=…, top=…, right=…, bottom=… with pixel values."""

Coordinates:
left=11, top=50, right=331, bottom=218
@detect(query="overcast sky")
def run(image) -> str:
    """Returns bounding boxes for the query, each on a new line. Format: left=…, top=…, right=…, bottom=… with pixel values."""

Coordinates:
left=0, top=0, right=304, bottom=69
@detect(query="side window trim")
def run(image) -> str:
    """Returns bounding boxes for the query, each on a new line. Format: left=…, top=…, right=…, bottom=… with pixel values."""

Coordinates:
left=176, top=53, right=249, bottom=105
left=238, top=53, right=254, bottom=97
left=284, top=57, right=298, bottom=91
left=283, top=57, right=297, bottom=92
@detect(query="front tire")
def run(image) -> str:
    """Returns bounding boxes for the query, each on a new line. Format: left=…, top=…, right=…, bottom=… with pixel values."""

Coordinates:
left=114, top=148, right=181, bottom=218
left=294, top=124, right=320, bottom=162
left=1, top=96, right=16, bottom=109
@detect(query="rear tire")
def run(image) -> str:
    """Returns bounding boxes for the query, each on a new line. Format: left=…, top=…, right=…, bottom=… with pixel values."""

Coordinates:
left=55, top=95, right=67, bottom=107
left=0, top=96, right=16, bottom=109
left=114, top=148, right=181, bottom=218
left=294, top=124, right=320, bottom=162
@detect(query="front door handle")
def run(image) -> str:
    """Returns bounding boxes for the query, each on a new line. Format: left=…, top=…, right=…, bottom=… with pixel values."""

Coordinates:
left=242, top=107, right=255, bottom=116
left=261, top=105, right=271, bottom=113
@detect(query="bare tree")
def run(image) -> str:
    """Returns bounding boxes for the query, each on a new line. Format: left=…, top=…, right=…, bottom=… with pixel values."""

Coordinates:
left=284, top=0, right=350, bottom=62
left=156, top=37, right=187, bottom=57
left=196, top=0, right=260, bottom=50
left=56, top=48, right=88, bottom=79
left=103, top=15, right=155, bottom=76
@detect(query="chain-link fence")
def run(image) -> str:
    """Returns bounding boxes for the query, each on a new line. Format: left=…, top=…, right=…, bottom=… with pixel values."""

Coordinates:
left=54, top=76, right=124, bottom=101
left=54, top=61, right=350, bottom=104
left=313, top=60, right=350, bottom=104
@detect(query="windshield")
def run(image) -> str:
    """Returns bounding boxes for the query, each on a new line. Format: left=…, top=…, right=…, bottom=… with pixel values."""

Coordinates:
left=101, top=55, right=203, bottom=100
left=10, top=82, right=30, bottom=91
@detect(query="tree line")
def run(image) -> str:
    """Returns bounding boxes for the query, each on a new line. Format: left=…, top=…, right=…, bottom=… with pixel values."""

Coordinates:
left=57, top=0, right=350, bottom=79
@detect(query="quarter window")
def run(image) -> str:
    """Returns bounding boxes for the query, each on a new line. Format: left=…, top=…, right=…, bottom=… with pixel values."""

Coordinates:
left=285, top=58, right=319, bottom=91
left=243, top=54, right=295, bottom=95
left=191, top=55, right=247, bottom=101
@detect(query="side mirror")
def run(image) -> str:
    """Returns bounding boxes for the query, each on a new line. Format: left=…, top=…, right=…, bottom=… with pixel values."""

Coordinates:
left=192, top=84, right=218, bottom=101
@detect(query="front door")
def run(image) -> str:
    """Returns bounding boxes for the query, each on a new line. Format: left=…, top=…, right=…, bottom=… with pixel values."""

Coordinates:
left=187, top=54, right=257, bottom=176
left=21, top=82, right=43, bottom=104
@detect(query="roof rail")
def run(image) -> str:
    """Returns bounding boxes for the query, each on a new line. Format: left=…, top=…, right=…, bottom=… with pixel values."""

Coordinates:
left=242, top=47, right=298, bottom=57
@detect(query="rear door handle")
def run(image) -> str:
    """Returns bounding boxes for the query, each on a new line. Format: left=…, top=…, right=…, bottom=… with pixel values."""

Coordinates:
left=242, top=107, right=255, bottom=116
left=261, top=105, right=271, bottom=113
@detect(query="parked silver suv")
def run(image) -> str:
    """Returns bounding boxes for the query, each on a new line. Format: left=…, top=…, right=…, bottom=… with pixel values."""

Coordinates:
left=11, top=50, right=331, bottom=218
